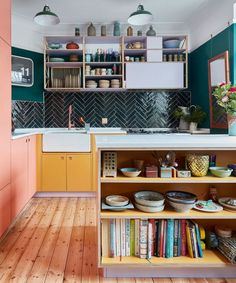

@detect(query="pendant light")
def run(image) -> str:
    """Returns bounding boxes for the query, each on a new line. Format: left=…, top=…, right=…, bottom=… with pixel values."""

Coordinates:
left=128, top=4, right=153, bottom=26
left=34, top=5, right=60, bottom=26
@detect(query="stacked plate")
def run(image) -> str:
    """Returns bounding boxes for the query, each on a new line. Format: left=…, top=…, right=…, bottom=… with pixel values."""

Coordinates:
left=166, top=191, right=197, bottom=212
left=99, top=80, right=110, bottom=88
left=134, top=191, right=165, bottom=213
left=86, top=80, right=97, bottom=88
left=102, top=195, right=134, bottom=211
left=218, top=197, right=236, bottom=212
left=111, top=79, right=120, bottom=88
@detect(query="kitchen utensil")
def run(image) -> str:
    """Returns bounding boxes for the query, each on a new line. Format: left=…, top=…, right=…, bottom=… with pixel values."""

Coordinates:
left=134, top=191, right=165, bottom=207
left=194, top=200, right=223, bottom=212
left=105, top=195, right=129, bottom=207
left=102, top=152, right=117, bottom=177
left=120, top=168, right=141, bottom=177
left=209, top=167, right=233, bottom=178
left=186, top=154, right=209, bottom=177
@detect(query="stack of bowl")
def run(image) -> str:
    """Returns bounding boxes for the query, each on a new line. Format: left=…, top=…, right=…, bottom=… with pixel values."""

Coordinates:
left=111, top=79, right=120, bottom=88
left=166, top=191, right=197, bottom=212
left=134, top=191, right=165, bottom=213
left=86, top=80, right=97, bottom=88
left=99, top=79, right=110, bottom=88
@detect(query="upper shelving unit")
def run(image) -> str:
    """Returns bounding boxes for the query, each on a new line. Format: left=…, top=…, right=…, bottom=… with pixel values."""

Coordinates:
left=44, top=35, right=188, bottom=92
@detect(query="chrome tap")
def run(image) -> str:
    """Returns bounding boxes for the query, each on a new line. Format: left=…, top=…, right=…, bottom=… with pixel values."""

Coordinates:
left=68, top=105, right=75, bottom=129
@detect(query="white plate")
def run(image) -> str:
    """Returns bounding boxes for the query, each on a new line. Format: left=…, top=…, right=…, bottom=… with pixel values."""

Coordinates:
left=102, top=200, right=134, bottom=211
left=218, top=197, right=236, bottom=212
left=193, top=200, right=223, bottom=212
left=105, top=195, right=129, bottom=207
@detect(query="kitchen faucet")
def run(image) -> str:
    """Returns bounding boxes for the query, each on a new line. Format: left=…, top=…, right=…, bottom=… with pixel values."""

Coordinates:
left=68, top=105, right=75, bottom=129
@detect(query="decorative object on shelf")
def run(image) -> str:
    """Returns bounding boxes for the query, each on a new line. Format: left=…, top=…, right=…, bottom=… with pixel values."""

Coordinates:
left=209, top=166, right=233, bottom=178
left=126, top=41, right=143, bottom=49
left=186, top=154, right=209, bottom=177
left=146, top=25, right=156, bottom=36
left=218, top=197, right=236, bottom=212
left=212, top=82, right=236, bottom=135
left=137, top=30, right=142, bottom=36
left=215, top=225, right=232, bottom=238
left=69, top=54, right=79, bottom=62
left=163, top=39, right=181, bottom=49
left=134, top=191, right=165, bottom=207
left=166, top=191, right=197, bottom=212
left=102, top=199, right=134, bottom=211
left=120, top=168, right=141, bottom=177
left=127, top=26, right=133, bottom=36
left=101, top=25, right=106, bottom=36
left=228, top=164, right=236, bottom=176
left=174, top=106, right=190, bottom=131
left=160, top=167, right=173, bottom=178
left=208, top=186, right=218, bottom=202
left=128, top=4, right=153, bottom=26
left=113, top=21, right=121, bottom=36
left=102, top=152, right=117, bottom=177
left=87, top=22, right=96, bottom=36
left=99, top=79, right=110, bottom=88
left=105, top=195, right=129, bottom=207
left=75, top=27, right=80, bottom=36
left=145, top=165, right=158, bottom=178
left=34, top=5, right=60, bottom=26
left=66, top=42, right=79, bottom=49
left=85, top=80, right=97, bottom=88
left=206, top=231, right=219, bottom=249
left=209, top=154, right=216, bottom=167
left=194, top=200, right=223, bottom=212
left=176, top=169, right=191, bottom=178
left=217, top=237, right=236, bottom=264
left=48, top=43, right=62, bottom=49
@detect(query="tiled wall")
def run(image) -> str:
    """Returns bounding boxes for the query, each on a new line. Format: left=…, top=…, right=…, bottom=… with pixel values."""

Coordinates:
left=12, top=90, right=191, bottom=129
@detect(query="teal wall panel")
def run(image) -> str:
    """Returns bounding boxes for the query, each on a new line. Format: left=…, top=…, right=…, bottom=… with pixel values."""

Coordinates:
left=12, top=47, right=44, bottom=102
left=190, top=24, right=235, bottom=128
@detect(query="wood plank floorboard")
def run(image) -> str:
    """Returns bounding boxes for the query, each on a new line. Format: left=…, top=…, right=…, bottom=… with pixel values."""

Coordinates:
left=0, top=197, right=235, bottom=283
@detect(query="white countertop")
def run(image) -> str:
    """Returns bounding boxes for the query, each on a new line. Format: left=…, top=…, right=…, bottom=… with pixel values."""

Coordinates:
left=11, top=127, right=127, bottom=140
left=95, top=134, right=236, bottom=149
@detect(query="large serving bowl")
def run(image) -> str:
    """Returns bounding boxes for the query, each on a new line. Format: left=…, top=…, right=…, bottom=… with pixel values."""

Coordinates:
left=209, top=167, right=233, bottom=178
left=165, top=191, right=197, bottom=204
left=167, top=199, right=196, bottom=212
left=105, top=195, right=129, bottom=207
left=134, top=191, right=165, bottom=207
left=163, top=39, right=181, bottom=48
left=135, top=202, right=165, bottom=213
left=120, top=168, right=141, bottom=177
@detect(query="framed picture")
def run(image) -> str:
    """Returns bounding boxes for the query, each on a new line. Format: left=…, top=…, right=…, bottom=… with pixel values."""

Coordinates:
left=11, top=55, right=34, bottom=87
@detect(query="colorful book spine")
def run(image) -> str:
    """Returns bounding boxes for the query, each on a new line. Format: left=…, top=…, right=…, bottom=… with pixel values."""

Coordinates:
left=115, top=219, right=121, bottom=257
left=149, top=219, right=155, bottom=256
left=194, top=222, right=203, bottom=258
left=110, top=219, right=116, bottom=258
left=163, top=220, right=167, bottom=258
left=177, top=220, right=181, bottom=256
left=154, top=220, right=159, bottom=256
left=120, top=219, right=126, bottom=257
left=101, top=220, right=109, bottom=257
left=125, top=219, right=131, bottom=256
left=139, top=219, right=148, bottom=259
left=147, top=222, right=152, bottom=259
left=134, top=219, right=140, bottom=256
left=130, top=219, right=135, bottom=256
left=186, top=221, right=193, bottom=258
left=181, top=219, right=187, bottom=256
left=174, top=219, right=178, bottom=257
left=166, top=219, right=174, bottom=258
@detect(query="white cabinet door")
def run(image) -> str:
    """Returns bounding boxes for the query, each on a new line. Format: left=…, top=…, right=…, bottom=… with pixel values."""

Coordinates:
left=125, top=63, right=184, bottom=89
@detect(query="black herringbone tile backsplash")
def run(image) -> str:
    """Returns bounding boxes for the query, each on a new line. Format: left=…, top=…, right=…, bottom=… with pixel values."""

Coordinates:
left=13, top=90, right=191, bottom=129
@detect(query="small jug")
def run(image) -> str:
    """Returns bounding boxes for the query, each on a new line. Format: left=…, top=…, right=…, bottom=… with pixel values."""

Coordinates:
left=113, top=21, right=121, bottom=36
left=87, top=22, right=96, bottom=36
left=127, top=26, right=133, bottom=36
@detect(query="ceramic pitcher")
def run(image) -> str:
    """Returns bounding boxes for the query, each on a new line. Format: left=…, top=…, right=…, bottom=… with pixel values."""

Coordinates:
left=113, top=21, right=121, bottom=36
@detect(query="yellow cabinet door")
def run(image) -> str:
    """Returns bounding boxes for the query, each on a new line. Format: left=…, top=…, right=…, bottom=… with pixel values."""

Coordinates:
left=41, top=154, right=66, bottom=191
left=67, top=154, right=92, bottom=191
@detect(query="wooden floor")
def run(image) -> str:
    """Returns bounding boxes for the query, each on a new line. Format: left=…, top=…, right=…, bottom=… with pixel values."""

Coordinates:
left=0, top=198, right=235, bottom=283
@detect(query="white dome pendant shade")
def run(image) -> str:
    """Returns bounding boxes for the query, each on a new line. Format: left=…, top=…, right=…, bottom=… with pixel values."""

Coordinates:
left=128, top=4, right=153, bottom=26
left=34, top=5, right=60, bottom=26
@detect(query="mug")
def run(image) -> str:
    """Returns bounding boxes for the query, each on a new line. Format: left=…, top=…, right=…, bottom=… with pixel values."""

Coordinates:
left=106, top=69, right=112, bottom=75
left=95, top=68, right=101, bottom=75
left=90, top=69, right=95, bottom=76
left=125, top=56, right=130, bottom=62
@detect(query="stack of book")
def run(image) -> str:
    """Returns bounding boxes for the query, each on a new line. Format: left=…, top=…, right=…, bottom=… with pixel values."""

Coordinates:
left=101, top=219, right=203, bottom=259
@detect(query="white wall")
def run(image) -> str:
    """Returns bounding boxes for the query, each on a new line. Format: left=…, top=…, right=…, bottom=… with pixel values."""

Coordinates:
left=188, top=0, right=236, bottom=51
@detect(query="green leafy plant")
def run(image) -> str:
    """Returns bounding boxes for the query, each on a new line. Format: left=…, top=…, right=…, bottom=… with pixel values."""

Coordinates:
left=213, top=82, right=236, bottom=115
left=184, top=106, right=207, bottom=124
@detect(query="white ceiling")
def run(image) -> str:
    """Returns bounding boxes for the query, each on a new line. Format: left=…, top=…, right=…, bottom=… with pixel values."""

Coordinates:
left=13, top=0, right=210, bottom=25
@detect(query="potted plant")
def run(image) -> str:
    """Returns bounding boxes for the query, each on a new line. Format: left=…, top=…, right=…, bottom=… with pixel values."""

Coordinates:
left=174, top=106, right=190, bottom=130
left=174, top=105, right=206, bottom=131
left=213, top=82, right=236, bottom=135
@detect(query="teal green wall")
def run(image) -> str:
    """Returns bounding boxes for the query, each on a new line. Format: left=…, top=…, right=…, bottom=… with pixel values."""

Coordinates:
left=190, top=24, right=235, bottom=128
left=12, top=47, right=44, bottom=102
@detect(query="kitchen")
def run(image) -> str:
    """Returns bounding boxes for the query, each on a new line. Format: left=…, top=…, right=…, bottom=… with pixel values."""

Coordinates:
left=1, top=0, right=236, bottom=281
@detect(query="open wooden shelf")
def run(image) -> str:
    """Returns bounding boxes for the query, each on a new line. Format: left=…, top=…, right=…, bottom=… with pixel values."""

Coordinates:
left=100, top=207, right=236, bottom=219
left=101, top=250, right=229, bottom=267
left=101, top=175, right=236, bottom=184
left=46, top=62, right=83, bottom=67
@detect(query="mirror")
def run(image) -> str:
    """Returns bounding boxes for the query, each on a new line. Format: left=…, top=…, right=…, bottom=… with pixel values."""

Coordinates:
left=208, top=51, right=230, bottom=128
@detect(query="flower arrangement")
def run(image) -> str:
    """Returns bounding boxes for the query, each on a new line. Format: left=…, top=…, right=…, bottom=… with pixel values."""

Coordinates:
left=212, top=82, right=236, bottom=115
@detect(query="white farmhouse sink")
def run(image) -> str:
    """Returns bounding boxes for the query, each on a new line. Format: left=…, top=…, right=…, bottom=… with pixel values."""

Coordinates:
left=43, top=132, right=90, bottom=152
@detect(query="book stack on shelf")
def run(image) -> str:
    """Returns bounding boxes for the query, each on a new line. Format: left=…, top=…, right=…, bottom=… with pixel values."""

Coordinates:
left=101, top=218, right=204, bottom=259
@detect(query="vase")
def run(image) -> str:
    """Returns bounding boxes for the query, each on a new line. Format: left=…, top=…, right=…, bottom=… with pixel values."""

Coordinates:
left=146, top=25, right=156, bottom=36
left=101, top=25, right=106, bottom=36
left=189, top=122, right=198, bottom=132
left=87, top=22, right=96, bottom=36
left=113, top=21, right=121, bottom=36
left=228, top=113, right=236, bottom=136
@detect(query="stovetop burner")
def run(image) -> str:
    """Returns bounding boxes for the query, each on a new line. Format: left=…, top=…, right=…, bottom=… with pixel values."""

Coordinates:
left=125, top=128, right=179, bottom=134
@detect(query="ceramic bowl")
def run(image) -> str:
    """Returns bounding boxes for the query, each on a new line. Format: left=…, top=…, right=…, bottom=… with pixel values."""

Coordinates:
left=228, top=164, right=236, bottom=176
left=135, top=202, right=165, bottom=213
left=105, top=195, right=129, bottom=207
left=167, top=199, right=195, bottom=212
left=209, top=167, right=233, bottom=178
left=134, top=191, right=165, bottom=207
left=165, top=191, right=197, bottom=204
left=163, top=39, right=181, bottom=48
left=120, top=168, right=141, bottom=177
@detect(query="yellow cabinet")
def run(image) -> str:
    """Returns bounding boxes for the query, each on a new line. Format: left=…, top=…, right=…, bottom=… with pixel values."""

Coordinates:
left=42, top=154, right=67, bottom=191
left=41, top=153, right=92, bottom=192
left=67, top=154, right=92, bottom=191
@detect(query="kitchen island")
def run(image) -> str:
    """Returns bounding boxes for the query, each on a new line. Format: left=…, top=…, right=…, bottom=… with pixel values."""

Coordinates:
left=96, top=134, right=236, bottom=278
